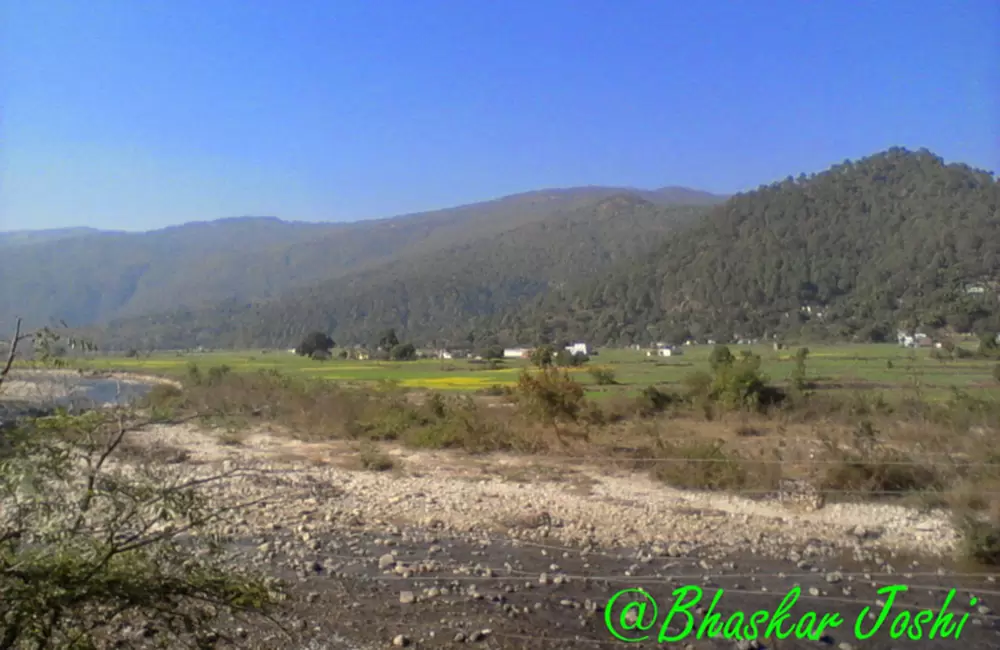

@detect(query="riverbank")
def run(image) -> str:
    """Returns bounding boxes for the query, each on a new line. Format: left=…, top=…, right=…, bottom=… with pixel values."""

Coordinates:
left=0, top=368, right=178, bottom=407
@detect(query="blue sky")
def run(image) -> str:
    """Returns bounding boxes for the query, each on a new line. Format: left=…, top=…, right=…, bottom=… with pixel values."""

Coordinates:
left=2, top=0, right=997, bottom=232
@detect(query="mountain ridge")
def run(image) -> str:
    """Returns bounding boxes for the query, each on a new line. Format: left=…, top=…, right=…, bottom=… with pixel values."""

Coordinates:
left=1, top=185, right=723, bottom=332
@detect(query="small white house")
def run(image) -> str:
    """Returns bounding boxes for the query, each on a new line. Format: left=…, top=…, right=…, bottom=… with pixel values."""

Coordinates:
left=564, top=342, right=588, bottom=356
left=504, top=348, right=531, bottom=359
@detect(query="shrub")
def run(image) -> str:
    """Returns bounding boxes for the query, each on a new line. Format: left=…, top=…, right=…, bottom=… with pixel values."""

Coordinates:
left=588, top=367, right=618, bottom=385
left=206, top=364, right=231, bottom=385
left=529, top=345, right=555, bottom=368
left=635, top=386, right=678, bottom=417
left=708, top=345, right=734, bottom=372
left=515, top=367, right=585, bottom=426
left=651, top=440, right=755, bottom=491
left=712, top=352, right=784, bottom=410
left=955, top=346, right=975, bottom=359
left=144, top=382, right=183, bottom=406
left=818, top=424, right=941, bottom=498
left=791, top=347, right=810, bottom=390
left=978, top=332, right=1000, bottom=357
left=0, top=411, right=279, bottom=648
left=358, top=440, right=396, bottom=471
left=958, top=511, right=1000, bottom=566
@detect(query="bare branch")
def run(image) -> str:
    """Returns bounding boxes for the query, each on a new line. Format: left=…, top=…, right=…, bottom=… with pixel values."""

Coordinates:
left=1, top=318, right=22, bottom=390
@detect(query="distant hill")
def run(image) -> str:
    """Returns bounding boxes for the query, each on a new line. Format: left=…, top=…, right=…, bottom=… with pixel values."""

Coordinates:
left=88, top=196, right=708, bottom=349
left=497, top=148, right=1000, bottom=345
left=647, top=186, right=729, bottom=206
left=0, top=227, right=107, bottom=248
left=0, top=186, right=724, bottom=332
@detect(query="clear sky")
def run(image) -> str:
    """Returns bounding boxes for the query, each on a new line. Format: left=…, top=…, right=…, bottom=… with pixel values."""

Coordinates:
left=1, top=0, right=997, bottom=232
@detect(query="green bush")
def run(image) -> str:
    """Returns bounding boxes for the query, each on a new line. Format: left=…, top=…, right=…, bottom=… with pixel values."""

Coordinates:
left=958, top=513, right=1000, bottom=566
left=358, top=440, right=396, bottom=471
left=651, top=440, right=754, bottom=491
left=588, top=367, right=617, bottom=385
left=635, top=386, right=678, bottom=417
left=515, top=367, right=585, bottom=425
left=529, top=345, right=555, bottom=368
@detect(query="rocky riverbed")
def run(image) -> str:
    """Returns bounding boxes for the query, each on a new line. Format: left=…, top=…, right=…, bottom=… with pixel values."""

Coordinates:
left=112, top=421, right=1000, bottom=649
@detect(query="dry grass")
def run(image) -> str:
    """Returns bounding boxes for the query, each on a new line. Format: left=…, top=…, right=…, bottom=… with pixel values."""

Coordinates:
left=356, top=441, right=397, bottom=472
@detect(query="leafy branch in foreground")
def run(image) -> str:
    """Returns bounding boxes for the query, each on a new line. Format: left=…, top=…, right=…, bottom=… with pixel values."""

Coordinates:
left=0, top=408, right=282, bottom=649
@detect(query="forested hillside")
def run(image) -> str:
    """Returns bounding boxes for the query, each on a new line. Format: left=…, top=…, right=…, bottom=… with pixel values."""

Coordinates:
left=89, top=197, right=707, bottom=349
left=1, top=187, right=724, bottom=331
left=496, top=148, right=1000, bottom=345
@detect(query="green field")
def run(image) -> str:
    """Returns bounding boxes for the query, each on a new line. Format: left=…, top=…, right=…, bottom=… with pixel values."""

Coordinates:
left=70, top=343, right=998, bottom=401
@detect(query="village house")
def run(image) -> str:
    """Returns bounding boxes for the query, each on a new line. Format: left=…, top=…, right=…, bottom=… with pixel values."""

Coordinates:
left=897, top=330, right=935, bottom=349
left=564, top=342, right=588, bottom=356
left=503, top=347, right=532, bottom=359
left=646, top=344, right=681, bottom=357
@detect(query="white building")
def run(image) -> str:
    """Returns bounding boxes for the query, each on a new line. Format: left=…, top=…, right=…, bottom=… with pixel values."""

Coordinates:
left=504, top=348, right=531, bottom=359
left=564, top=342, right=588, bottom=356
